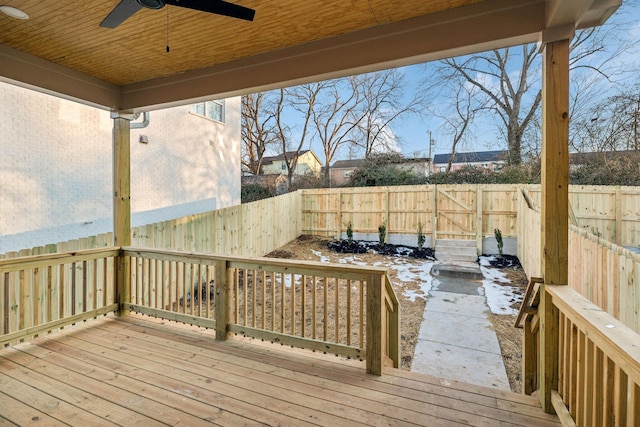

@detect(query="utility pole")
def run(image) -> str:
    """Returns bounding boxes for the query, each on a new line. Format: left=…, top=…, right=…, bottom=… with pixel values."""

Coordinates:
left=427, top=131, right=433, bottom=176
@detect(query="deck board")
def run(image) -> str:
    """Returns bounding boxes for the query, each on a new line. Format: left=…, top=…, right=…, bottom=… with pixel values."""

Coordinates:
left=0, top=314, right=560, bottom=426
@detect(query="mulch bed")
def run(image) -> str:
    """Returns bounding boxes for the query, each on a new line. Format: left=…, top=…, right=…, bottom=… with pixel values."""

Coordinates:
left=327, top=239, right=436, bottom=260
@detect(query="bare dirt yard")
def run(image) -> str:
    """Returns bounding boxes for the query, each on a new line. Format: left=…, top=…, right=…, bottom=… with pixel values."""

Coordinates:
left=265, top=235, right=528, bottom=393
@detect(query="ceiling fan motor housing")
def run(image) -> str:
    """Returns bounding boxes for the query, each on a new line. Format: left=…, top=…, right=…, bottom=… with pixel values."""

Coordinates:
left=137, top=0, right=165, bottom=9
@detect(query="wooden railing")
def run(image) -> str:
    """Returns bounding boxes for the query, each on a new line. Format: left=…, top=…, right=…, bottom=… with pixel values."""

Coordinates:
left=524, top=285, right=640, bottom=424
left=0, top=248, right=119, bottom=348
left=122, top=247, right=400, bottom=375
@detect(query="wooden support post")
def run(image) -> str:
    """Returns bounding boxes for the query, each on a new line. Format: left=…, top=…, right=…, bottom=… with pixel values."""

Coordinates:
left=476, top=186, right=483, bottom=255
left=539, top=37, right=570, bottom=413
left=337, top=189, right=342, bottom=239
left=366, top=274, right=383, bottom=375
left=523, top=313, right=537, bottom=394
left=615, top=188, right=622, bottom=245
left=432, top=186, right=438, bottom=248
left=215, top=260, right=232, bottom=340
left=112, top=112, right=133, bottom=316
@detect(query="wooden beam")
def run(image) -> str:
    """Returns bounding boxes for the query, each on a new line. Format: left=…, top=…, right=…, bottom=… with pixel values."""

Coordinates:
left=539, top=37, right=570, bottom=413
left=113, top=113, right=132, bottom=316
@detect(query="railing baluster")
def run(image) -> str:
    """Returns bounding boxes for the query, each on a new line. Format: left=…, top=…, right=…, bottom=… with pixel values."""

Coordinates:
left=359, top=280, right=364, bottom=349
left=323, top=277, right=328, bottom=341
left=234, top=268, right=239, bottom=323
left=301, top=275, right=306, bottom=338
left=346, top=279, right=352, bottom=346
left=271, top=271, right=276, bottom=331
left=280, top=272, right=285, bottom=334
left=252, top=270, right=257, bottom=328
left=312, top=276, right=317, bottom=340
left=334, top=278, right=339, bottom=343
left=291, top=273, right=296, bottom=336
left=261, top=271, right=266, bottom=329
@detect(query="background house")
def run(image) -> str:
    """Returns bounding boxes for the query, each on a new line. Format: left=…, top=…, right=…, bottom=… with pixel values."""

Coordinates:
left=330, top=159, right=366, bottom=186
left=432, top=150, right=507, bottom=173
left=330, top=157, right=431, bottom=186
left=0, top=82, right=240, bottom=251
left=261, top=150, right=322, bottom=177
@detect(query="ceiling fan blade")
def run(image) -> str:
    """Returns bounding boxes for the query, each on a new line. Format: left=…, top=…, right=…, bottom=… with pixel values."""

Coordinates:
left=100, top=0, right=144, bottom=28
left=165, top=0, right=255, bottom=21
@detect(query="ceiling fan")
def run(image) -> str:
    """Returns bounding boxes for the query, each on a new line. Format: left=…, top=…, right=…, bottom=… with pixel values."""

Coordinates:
left=100, top=0, right=255, bottom=28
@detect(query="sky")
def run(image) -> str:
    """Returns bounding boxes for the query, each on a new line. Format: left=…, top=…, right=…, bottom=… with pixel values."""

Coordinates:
left=297, top=1, right=640, bottom=164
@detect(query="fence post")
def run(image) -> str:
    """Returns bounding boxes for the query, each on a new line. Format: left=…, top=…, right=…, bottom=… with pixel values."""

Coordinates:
left=476, top=186, right=483, bottom=255
left=615, top=188, right=622, bottom=245
left=215, top=260, right=231, bottom=340
left=366, top=273, right=383, bottom=375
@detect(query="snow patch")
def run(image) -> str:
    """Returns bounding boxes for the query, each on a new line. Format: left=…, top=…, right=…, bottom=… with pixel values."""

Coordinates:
left=479, top=256, right=522, bottom=315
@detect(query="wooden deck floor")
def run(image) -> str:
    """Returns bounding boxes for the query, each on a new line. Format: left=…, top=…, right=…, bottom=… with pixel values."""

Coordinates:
left=0, top=314, right=560, bottom=426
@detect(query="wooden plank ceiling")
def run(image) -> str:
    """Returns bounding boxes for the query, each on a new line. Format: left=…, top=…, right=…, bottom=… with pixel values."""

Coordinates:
left=0, top=0, right=481, bottom=86
left=0, top=0, right=620, bottom=111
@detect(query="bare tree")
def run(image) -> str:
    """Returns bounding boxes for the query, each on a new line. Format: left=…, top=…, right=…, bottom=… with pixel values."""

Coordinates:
left=427, top=78, right=485, bottom=172
left=438, top=45, right=541, bottom=165
left=425, top=7, right=635, bottom=165
left=241, top=92, right=278, bottom=175
left=352, top=69, right=423, bottom=158
left=275, top=84, right=323, bottom=188
left=311, top=78, right=362, bottom=186
left=573, top=84, right=640, bottom=153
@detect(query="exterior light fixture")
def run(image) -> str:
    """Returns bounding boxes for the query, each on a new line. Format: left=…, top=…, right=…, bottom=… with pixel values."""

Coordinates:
left=0, top=6, right=29, bottom=19
left=139, top=135, right=149, bottom=144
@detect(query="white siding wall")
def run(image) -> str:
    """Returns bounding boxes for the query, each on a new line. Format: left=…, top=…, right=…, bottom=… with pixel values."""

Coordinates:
left=0, top=82, right=240, bottom=248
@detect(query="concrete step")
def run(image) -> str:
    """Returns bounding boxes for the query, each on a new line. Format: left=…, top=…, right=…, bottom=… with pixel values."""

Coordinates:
left=435, top=239, right=478, bottom=262
left=431, top=262, right=483, bottom=280
left=436, top=239, right=476, bottom=248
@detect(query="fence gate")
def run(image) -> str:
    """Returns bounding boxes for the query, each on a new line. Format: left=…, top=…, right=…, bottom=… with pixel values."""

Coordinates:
left=435, top=186, right=477, bottom=240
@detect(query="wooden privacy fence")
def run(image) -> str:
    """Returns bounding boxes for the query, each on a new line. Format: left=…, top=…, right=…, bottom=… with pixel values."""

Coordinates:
left=519, top=184, right=640, bottom=247
left=301, top=185, right=520, bottom=248
left=0, top=191, right=303, bottom=260
left=516, top=187, right=640, bottom=334
left=123, top=247, right=400, bottom=375
left=0, top=248, right=119, bottom=347
left=3, top=184, right=638, bottom=261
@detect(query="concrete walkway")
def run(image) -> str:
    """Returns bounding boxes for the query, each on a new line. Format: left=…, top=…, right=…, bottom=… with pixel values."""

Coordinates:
left=411, top=264, right=511, bottom=391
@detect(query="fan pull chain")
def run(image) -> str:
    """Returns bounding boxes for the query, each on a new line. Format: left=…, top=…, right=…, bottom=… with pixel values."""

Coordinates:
left=166, top=7, right=170, bottom=53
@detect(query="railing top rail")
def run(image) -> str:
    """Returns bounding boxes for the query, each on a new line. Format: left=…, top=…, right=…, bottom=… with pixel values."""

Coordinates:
left=122, top=246, right=389, bottom=279
left=0, top=247, right=120, bottom=273
left=547, top=284, right=640, bottom=385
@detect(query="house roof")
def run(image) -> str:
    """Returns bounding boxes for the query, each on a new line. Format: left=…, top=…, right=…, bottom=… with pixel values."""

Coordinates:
left=569, top=150, right=640, bottom=165
left=262, top=150, right=322, bottom=166
left=332, top=157, right=430, bottom=169
left=0, top=1, right=619, bottom=113
left=332, top=159, right=367, bottom=169
left=432, top=150, right=508, bottom=165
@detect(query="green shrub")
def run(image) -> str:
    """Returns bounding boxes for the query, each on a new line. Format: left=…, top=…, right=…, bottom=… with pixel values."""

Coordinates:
left=378, top=223, right=387, bottom=246
left=417, top=222, right=425, bottom=250
left=241, top=183, right=272, bottom=203
left=494, top=228, right=503, bottom=257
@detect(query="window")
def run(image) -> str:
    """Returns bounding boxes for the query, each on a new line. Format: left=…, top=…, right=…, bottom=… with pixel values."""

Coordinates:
left=190, top=99, right=225, bottom=123
left=344, top=170, right=353, bottom=178
left=281, top=163, right=286, bottom=170
left=439, top=166, right=446, bottom=172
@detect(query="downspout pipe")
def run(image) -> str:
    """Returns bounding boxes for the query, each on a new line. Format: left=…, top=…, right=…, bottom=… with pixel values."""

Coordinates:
left=130, top=112, right=150, bottom=129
